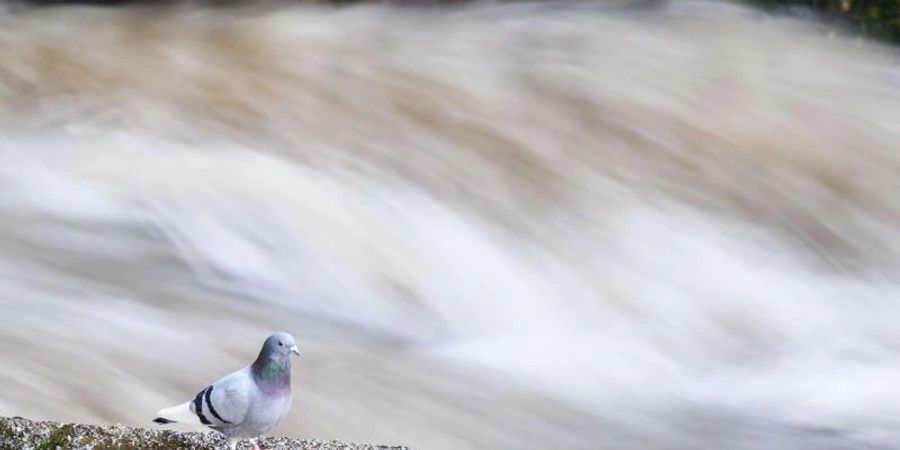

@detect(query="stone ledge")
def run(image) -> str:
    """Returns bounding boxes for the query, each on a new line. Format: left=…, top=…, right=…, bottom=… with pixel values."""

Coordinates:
left=0, top=416, right=409, bottom=450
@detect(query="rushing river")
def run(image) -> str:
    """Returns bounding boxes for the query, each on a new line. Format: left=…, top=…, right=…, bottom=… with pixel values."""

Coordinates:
left=0, top=1, right=899, bottom=449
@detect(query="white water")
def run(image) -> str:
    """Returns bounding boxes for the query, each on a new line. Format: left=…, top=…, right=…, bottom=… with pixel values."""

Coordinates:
left=1, top=2, right=899, bottom=449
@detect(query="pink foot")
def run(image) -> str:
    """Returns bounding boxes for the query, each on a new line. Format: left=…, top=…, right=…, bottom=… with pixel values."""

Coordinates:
left=250, top=441, right=263, bottom=450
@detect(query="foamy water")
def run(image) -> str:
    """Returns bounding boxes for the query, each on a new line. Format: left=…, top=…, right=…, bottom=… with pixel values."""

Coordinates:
left=1, top=1, right=899, bottom=449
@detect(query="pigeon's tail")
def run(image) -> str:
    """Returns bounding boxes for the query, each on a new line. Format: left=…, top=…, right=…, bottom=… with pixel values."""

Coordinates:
left=154, top=401, right=202, bottom=426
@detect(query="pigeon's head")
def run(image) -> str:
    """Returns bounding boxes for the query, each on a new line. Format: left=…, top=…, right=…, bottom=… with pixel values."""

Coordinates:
left=262, top=331, right=300, bottom=359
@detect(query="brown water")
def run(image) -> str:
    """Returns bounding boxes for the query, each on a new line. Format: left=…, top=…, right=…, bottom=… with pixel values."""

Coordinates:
left=1, top=2, right=900, bottom=449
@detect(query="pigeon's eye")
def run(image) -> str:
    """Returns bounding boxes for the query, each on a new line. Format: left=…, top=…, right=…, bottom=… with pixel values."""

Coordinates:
left=278, top=341, right=283, bottom=346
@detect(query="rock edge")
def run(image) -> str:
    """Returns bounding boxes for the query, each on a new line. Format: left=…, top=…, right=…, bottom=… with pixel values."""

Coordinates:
left=0, top=416, right=410, bottom=450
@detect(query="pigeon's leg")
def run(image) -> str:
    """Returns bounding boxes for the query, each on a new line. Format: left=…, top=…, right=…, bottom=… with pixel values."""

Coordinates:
left=242, top=437, right=258, bottom=450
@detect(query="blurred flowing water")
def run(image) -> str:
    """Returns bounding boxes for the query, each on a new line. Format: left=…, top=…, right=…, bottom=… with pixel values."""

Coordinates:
left=0, top=1, right=899, bottom=449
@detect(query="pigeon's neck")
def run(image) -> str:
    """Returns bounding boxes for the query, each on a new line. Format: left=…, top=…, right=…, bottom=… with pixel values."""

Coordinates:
left=251, top=354, right=291, bottom=394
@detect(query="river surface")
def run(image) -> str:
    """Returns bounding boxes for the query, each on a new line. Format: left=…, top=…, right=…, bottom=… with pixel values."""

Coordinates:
left=1, top=1, right=899, bottom=449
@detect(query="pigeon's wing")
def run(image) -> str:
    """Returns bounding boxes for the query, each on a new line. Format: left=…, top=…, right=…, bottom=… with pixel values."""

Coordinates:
left=190, top=368, right=252, bottom=428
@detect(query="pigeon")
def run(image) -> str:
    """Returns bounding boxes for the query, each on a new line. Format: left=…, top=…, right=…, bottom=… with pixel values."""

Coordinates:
left=153, top=332, right=301, bottom=450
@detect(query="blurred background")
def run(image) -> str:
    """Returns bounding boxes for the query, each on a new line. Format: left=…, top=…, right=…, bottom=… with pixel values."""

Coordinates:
left=0, top=0, right=899, bottom=449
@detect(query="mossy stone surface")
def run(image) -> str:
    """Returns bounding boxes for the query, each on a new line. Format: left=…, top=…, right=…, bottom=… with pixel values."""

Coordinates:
left=0, top=416, right=409, bottom=450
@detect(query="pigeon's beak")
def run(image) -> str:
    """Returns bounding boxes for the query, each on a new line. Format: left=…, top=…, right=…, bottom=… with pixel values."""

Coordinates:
left=290, top=345, right=300, bottom=356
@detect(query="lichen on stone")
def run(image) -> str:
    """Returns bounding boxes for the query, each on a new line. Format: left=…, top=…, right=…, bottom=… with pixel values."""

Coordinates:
left=0, top=416, right=409, bottom=450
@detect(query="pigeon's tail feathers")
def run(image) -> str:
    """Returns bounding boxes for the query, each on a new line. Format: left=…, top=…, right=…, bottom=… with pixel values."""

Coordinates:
left=154, top=401, right=202, bottom=425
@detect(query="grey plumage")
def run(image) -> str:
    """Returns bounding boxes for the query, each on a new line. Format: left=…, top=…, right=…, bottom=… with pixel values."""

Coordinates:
left=154, top=332, right=301, bottom=450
